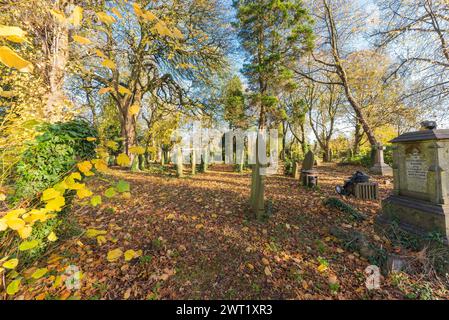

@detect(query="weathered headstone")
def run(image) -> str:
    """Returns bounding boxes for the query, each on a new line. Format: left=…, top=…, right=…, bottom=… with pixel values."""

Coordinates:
left=292, top=162, right=300, bottom=179
left=377, top=121, right=449, bottom=244
left=302, top=151, right=315, bottom=171
left=300, top=151, right=318, bottom=186
left=191, top=149, right=196, bottom=175
left=175, top=144, right=184, bottom=178
left=370, top=144, right=393, bottom=176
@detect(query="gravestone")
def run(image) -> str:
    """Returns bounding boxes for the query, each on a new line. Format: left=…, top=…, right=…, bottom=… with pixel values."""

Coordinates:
left=302, top=151, right=315, bottom=171
left=292, top=162, right=300, bottom=179
left=377, top=121, right=449, bottom=244
left=300, top=151, right=318, bottom=186
left=370, top=144, right=393, bottom=176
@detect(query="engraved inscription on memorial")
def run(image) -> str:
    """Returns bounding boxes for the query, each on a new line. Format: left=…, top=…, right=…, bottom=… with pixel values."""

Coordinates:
left=405, top=148, right=428, bottom=193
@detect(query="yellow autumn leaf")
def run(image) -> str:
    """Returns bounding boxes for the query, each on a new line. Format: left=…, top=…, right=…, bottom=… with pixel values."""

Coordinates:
left=90, top=195, right=101, bottom=207
left=106, top=140, right=118, bottom=150
left=143, top=10, right=157, bottom=22
left=129, top=104, right=140, bottom=116
left=129, top=145, right=145, bottom=155
left=4, top=209, right=26, bottom=219
left=101, top=59, right=116, bottom=69
left=86, top=137, right=97, bottom=142
left=3, top=258, right=19, bottom=269
left=121, top=192, right=131, bottom=199
left=264, top=266, right=272, bottom=276
left=133, top=3, right=144, bottom=16
left=73, top=35, right=92, bottom=45
left=95, top=49, right=107, bottom=59
left=19, top=239, right=39, bottom=251
left=6, top=217, right=25, bottom=231
left=0, top=46, right=33, bottom=72
left=0, top=25, right=27, bottom=42
left=45, top=195, right=65, bottom=212
left=49, top=9, right=66, bottom=24
left=317, top=264, right=328, bottom=273
left=69, top=6, right=83, bottom=27
left=48, top=232, right=58, bottom=242
left=0, top=89, right=15, bottom=98
left=118, top=85, right=131, bottom=95
left=6, top=279, right=21, bottom=295
left=67, top=182, right=85, bottom=190
left=0, top=218, right=7, bottom=231
left=6, top=36, right=25, bottom=44
left=107, top=248, right=123, bottom=262
left=41, top=188, right=61, bottom=201
left=111, top=7, right=123, bottom=19
left=25, top=209, right=48, bottom=223
left=31, top=268, right=48, bottom=279
left=53, top=182, right=67, bottom=194
left=97, top=12, right=116, bottom=25
left=53, top=275, right=63, bottom=289
left=77, top=160, right=92, bottom=173
left=85, top=228, right=107, bottom=238
left=154, top=21, right=173, bottom=37
left=124, top=249, right=137, bottom=261
left=96, top=235, right=107, bottom=245
left=93, top=159, right=108, bottom=172
left=172, top=27, right=183, bottom=39
left=117, top=153, right=131, bottom=167
left=17, top=225, right=32, bottom=239
left=77, top=187, right=93, bottom=200
left=69, top=172, right=82, bottom=181
left=99, top=87, right=113, bottom=95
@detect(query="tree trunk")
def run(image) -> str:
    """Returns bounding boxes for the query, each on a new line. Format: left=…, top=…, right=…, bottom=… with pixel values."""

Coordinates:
left=281, top=121, right=287, bottom=160
left=120, top=113, right=137, bottom=168
left=323, top=145, right=331, bottom=162
left=300, top=124, right=307, bottom=155
left=138, top=154, right=145, bottom=170
left=324, top=0, right=378, bottom=147
left=45, top=17, right=69, bottom=122
left=353, top=120, right=362, bottom=155
left=161, top=148, right=166, bottom=165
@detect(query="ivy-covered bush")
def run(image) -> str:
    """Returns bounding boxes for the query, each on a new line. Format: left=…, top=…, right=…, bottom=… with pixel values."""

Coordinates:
left=284, top=154, right=302, bottom=176
left=12, top=120, right=98, bottom=203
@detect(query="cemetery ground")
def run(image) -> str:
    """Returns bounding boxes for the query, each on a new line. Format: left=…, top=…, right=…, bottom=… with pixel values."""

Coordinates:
left=8, top=163, right=449, bottom=300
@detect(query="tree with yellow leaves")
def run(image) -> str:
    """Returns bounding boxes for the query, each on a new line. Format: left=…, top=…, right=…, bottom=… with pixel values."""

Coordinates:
left=70, top=0, right=231, bottom=168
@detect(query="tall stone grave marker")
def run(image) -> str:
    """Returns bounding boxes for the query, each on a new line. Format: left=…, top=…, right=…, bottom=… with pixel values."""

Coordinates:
left=300, top=151, right=317, bottom=186
left=370, top=144, right=393, bottom=176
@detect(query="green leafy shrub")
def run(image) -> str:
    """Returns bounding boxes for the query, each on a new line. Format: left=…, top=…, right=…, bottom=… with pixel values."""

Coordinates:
left=340, top=146, right=393, bottom=168
left=12, top=119, right=97, bottom=203
left=284, top=158, right=293, bottom=176
left=284, top=154, right=302, bottom=176
left=384, top=145, right=393, bottom=166
left=340, top=151, right=372, bottom=167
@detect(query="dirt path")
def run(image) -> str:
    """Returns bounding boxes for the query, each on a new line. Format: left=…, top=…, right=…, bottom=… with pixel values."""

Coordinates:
left=15, top=163, right=446, bottom=300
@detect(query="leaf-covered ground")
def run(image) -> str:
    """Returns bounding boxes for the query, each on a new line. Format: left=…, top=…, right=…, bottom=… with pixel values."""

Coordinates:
left=8, top=163, right=449, bottom=300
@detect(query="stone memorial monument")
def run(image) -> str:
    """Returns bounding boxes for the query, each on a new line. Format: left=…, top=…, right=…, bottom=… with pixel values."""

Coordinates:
left=292, top=161, right=300, bottom=179
left=377, top=121, right=449, bottom=243
left=300, top=151, right=318, bottom=187
left=370, top=144, right=393, bottom=176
